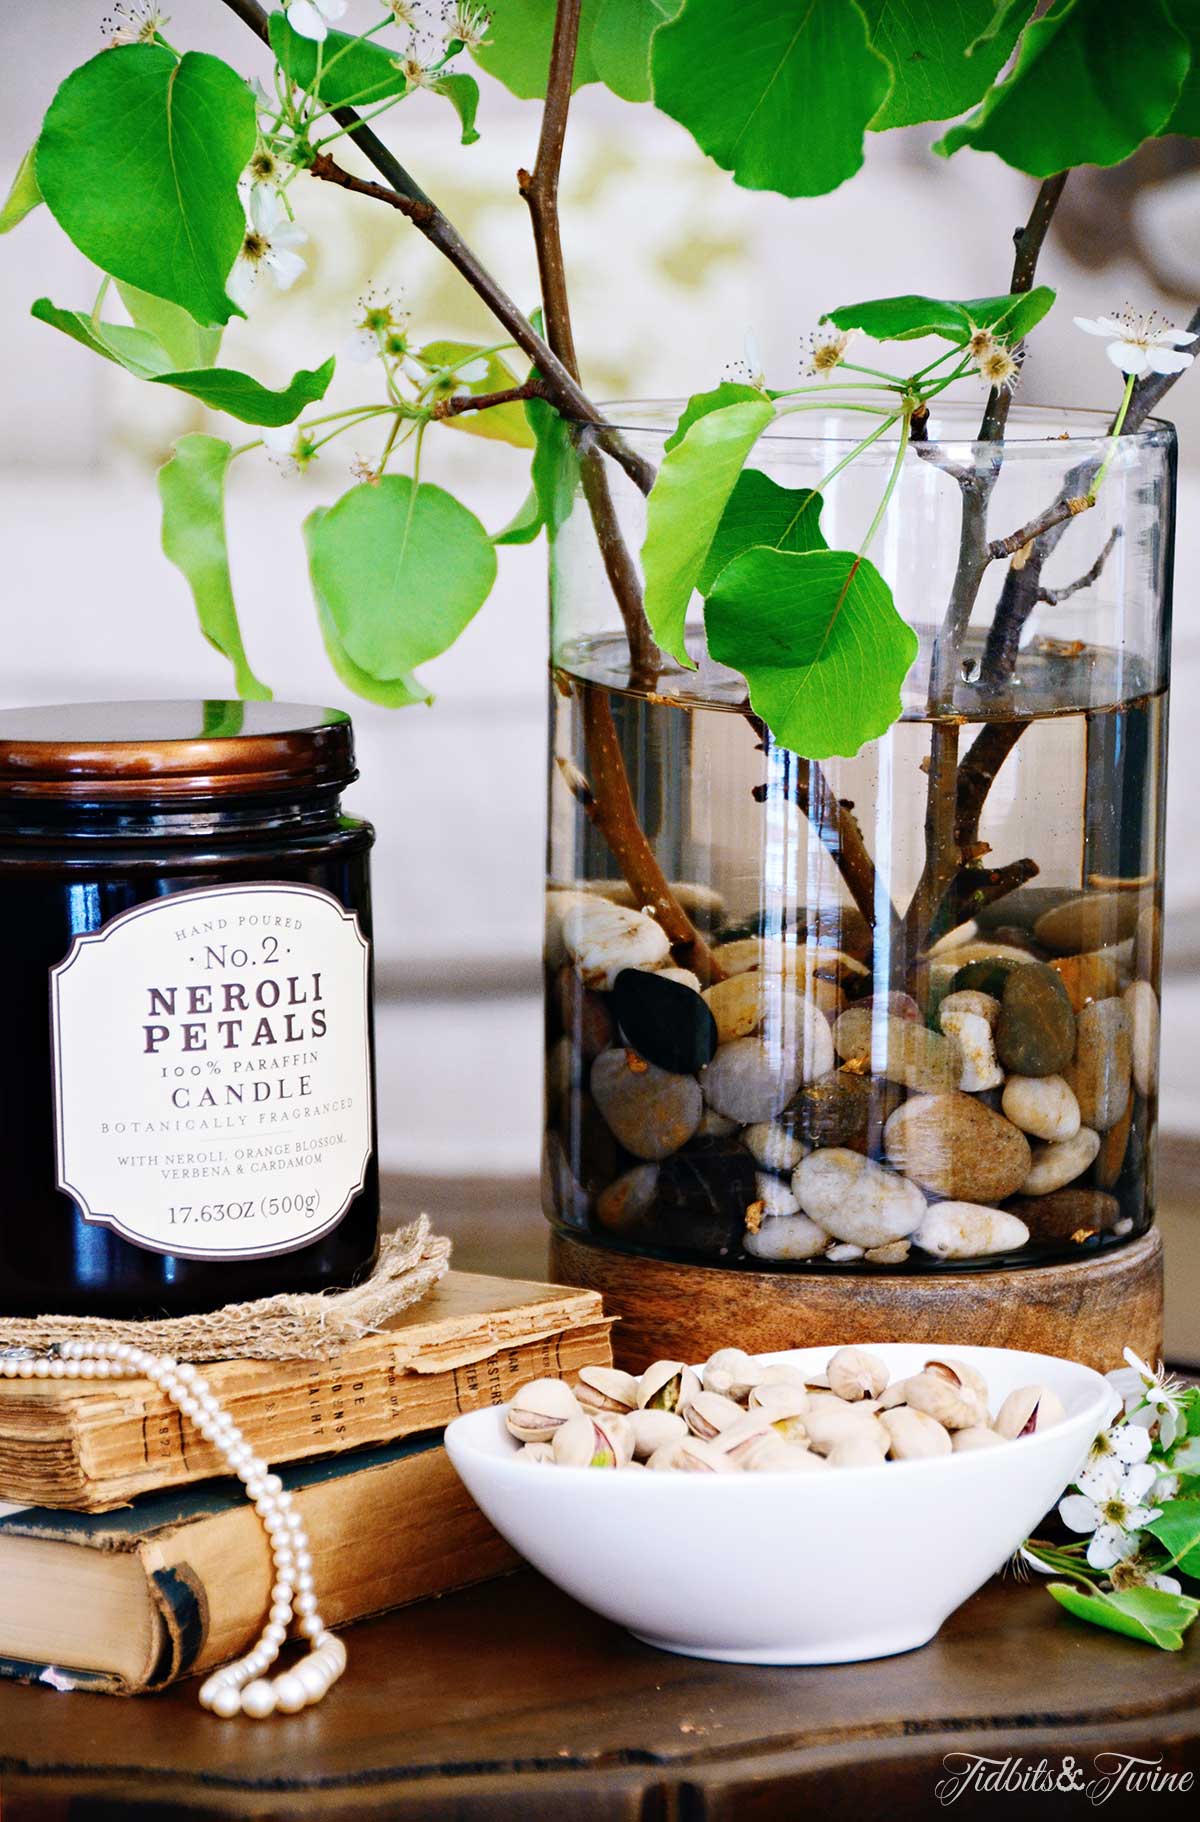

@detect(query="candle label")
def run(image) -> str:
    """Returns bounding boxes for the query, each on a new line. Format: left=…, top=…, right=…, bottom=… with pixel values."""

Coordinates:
left=51, top=882, right=373, bottom=1260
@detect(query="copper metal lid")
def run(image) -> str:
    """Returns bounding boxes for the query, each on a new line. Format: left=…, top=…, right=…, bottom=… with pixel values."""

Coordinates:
left=0, top=702, right=357, bottom=802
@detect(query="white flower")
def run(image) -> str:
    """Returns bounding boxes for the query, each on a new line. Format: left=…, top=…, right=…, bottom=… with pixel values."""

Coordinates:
left=343, top=291, right=413, bottom=365
left=287, top=0, right=347, bottom=40
left=1060, top=1460, right=1161, bottom=1571
left=228, top=188, right=307, bottom=309
left=724, top=328, right=766, bottom=391
left=443, top=1, right=491, bottom=49
left=976, top=344, right=1022, bottom=393
left=1074, top=308, right=1197, bottom=377
left=805, top=325, right=854, bottom=377
left=1109, top=1554, right=1183, bottom=1596
left=1076, top=1421, right=1152, bottom=1500
left=259, top=424, right=317, bottom=475
left=1108, top=1348, right=1189, bottom=1447
left=103, top=2, right=169, bottom=44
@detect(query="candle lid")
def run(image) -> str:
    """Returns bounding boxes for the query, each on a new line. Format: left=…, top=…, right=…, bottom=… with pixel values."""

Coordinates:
left=0, top=701, right=356, bottom=802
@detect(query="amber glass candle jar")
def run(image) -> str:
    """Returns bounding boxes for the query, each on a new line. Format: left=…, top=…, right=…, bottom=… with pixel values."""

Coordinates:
left=0, top=701, right=379, bottom=1316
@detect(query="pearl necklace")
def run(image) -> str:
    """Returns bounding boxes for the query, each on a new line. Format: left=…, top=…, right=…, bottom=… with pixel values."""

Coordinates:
left=0, top=1339, right=346, bottom=1719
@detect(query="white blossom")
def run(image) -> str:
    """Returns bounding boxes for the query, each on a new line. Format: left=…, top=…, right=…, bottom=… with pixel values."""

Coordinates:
left=259, top=424, right=318, bottom=475
left=287, top=0, right=348, bottom=42
left=103, top=3, right=170, bottom=44
left=1108, top=1348, right=1189, bottom=1448
left=724, top=328, right=766, bottom=390
left=1059, top=1460, right=1162, bottom=1571
left=1075, top=1420, right=1152, bottom=1501
left=1074, top=308, right=1197, bottom=377
left=228, top=188, right=307, bottom=309
left=443, top=1, right=491, bottom=49
left=805, top=325, right=854, bottom=377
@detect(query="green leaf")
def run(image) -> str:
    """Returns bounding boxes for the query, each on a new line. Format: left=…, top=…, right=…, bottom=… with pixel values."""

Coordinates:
left=0, top=143, right=41, bottom=234
left=474, top=0, right=602, bottom=98
left=527, top=396, right=580, bottom=542
left=859, top=0, right=1035, bottom=130
left=664, top=382, right=766, bottom=453
left=37, top=45, right=255, bottom=328
left=492, top=486, right=544, bottom=547
left=268, top=14, right=408, bottom=108
left=824, top=287, right=1055, bottom=343
left=303, top=509, right=431, bottom=707
left=32, top=299, right=334, bottom=426
left=935, top=0, right=1190, bottom=176
left=1147, top=1498, right=1200, bottom=1577
left=420, top=339, right=535, bottom=448
left=641, top=398, right=776, bottom=667
left=698, top=473, right=826, bottom=593
left=307, top=476, right=497, bottom=683
left=116, top=281, right=223, bottom=371
left=1162, top=0, right=1200, bottom=134
left=591, top=0, right=679, bottom=103
left=705, top=547, right=918, bottom=759
left=432, top=72, right=482, bottom=143
left=652, top=0, right=890, bottom=197
left=158, top=435, right=271, bottom=701
left=1047, top=1580, right=1200, bottom=1650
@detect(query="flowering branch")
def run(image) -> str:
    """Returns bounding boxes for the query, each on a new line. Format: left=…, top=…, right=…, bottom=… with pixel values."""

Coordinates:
left=432, top=379, right=551, bottom=419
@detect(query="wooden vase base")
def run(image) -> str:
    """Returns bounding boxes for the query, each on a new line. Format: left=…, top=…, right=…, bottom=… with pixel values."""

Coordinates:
left=548, top=1228, right=1163, bottom=1374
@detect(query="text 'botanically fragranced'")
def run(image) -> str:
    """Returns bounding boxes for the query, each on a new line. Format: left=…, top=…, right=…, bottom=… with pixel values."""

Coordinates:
left=51, top=882, right=372, bottom=1260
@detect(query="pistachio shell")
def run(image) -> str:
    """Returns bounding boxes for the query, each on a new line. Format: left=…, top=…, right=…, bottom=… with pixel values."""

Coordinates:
left=517, top=1441, right=555, bottom=1464
left=881, top=1407, right=953, bottom=1459
left=637, top=1360, right=701, bottom=1414
left=826, top=1434, right=890, bottom=1468
left=575, top=1366, right=640, bottom=1415
left=683, top=1389, right=745, bottom=1440
left=747, top=1381, right=810, bottom=1419
left=902, top=1369, right=980, bottom=1431
left=553, top=1411, right=615, bottom=1466
left=740, top=1435, right=829, bottom=1473
left=826, top=1346, right=890, bottom=1402
left=802, top=1400, right=888, bottom=1455
left=714, top=1411, right=774, bottom=1461
left=646, top=1435, right=735, bottom=1473
left=505, top=1377, right=581, bottom=1442
left=952, top=1425, right=1005, bottom=1452
left=923, top=1356, right=990, bottom=1407
left=627, top=1407, right=687, bottom=1461
left=703, top=1347, right=762, bottom=1401
left=994, top=1384, right=1067, bottom=1438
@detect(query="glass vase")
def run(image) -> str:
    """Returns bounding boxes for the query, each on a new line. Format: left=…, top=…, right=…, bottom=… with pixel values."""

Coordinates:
left=543, top=402, right=1173, bottom=1274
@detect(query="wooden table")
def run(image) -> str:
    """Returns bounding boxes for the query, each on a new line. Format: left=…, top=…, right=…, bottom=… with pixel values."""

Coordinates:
left=2, top=1180, right=1199, bottom=1818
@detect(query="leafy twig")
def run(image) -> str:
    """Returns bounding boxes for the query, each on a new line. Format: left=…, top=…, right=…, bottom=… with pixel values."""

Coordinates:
left=432, top=379, right=551, bottom=419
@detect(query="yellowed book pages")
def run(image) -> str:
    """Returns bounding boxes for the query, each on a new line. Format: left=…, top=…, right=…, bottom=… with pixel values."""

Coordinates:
left=0, top=1271, right=610, bottom=1511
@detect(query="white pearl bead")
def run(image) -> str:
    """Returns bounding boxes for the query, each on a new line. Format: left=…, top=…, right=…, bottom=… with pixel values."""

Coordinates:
left=292, top=1549, right=312, bottom=1574
left=240, top=1678, right=277, bottom=1719
left=261, top=1473, right=283, bottom=1497
left=49, top=1362, right=65, bottom=1378
left=285, top=1510, right=304, bottom=1534
left=296, top=1659, right=330, bottom=1703
left=210, top=1684, right=241, bottom=1719
left=295, top=1570, right=315, bottom=1596
left=271, top=1581, right=294, bottom=1605
left=269, top=1602, right=292, bottom=1628
left=175, top=1362, right=197, bottom=1384
left=34, top=1360, right=50, bottom=1378
left=319, top=1635, right=347, bottom=1673
left=272, top=1671, right=308, bottom=1714
left=263, top=1622, right=287, bottom=1649
left=299, top=1613, right=325, bottom=1640
left=294, top=1590, right=318, bottom=1618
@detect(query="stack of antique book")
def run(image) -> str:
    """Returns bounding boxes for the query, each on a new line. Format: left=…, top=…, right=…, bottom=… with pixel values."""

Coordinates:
left=0, top=1272, right=611, bottom=1693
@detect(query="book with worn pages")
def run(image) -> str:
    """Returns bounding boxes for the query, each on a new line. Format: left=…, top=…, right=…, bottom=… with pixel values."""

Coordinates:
left=0, top=1272, right=611, bottom=1511
left=0, top=1433, right=518, bottom=1695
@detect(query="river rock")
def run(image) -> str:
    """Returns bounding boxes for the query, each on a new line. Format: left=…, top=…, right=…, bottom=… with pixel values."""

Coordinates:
left=1095, top=1096, right=1133, bottom=1189
left=595, top=1163, right=659, bottom=1235
left=545, top=889, right=596, bottom=969
left=1006, top=1187, right=1121, bottom=1244
left=939, top=989, right=1001, bottom=1029
left=995, top=963, right=1076, bottom=1077
left=702, top=1010, right=832, bottom=1124
left=791, top=1149, right=926, bottom=1247
left=1063, top=997, right=1132, bottom=1132
left=612, top=967, right=717, bottom=1075
left=554, top=964, right=614, bottom=1063
left=658, top=966, right=702, bottom=991
left=744, top=1213, right=829, bottom=1260
left=751, top=1170, right=801, bottom=1218
left=1019, top=1125, right=1101, bottom=1195
left=976, top=885, right=1079, bottom=932
left=1048, top=949, right=1125, bottom=1012
left=785, top=1069, right=903, bottom=1156
left=696, top=1107, right=739, bottom=1138
left=1000, top=1074, right=1080, bottom=1142
left=556, top=1091, right=624, bottom=1199
left=913, top=1202, right=1030, bottom=1260
left=861, top=991, right=923, bottom=1023
left=716, top=908, right=873, bottom=963
left=740, top=1120, right=808, bottom=1172
left=591, top=1048, right=702, bottom=1160
left=653, top=1138, right=757, bottom=1258
left=1134, top=903, right=1163, bottom=981
left=562, top=898, right=671, bottom=989
left=832, top=1007, right=963, bottom=1093
left=883, top=1093, right=1031, bottom=1202
left=950, top=955, right=1025, bottom=999
left=1033, top=890, right=1146, bottom=955
left=1123, top=980, right=1159, bottom=1098
left=574, top=878, right=724, bottom=924
left=938, top=996, right=1003, bottom=1092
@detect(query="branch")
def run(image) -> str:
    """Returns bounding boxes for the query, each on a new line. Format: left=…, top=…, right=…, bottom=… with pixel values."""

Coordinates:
left=220, top=0, right=655, bottom=496
left=432, top=379, right=550, bottom=420
left=955, top=719, right=1030, bottom=858
left=986, top=492, right=1093, bottom=561
left=750, top=758, right=901, bottom=950
left=931, top=857, right=1040, bottom=943
left=1033, top=526, right=1121, bottom=604
left=978, top=174, right=1069, bottom=443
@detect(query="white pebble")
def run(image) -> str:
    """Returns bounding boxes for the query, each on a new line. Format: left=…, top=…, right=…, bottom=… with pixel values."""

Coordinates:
left=744, top=1213, right=829, bottom=1260
left=1123, top=979, right=1159, bottom=1098
left=1020, top=1125, right=1101, bottom=1194
left=740, top=1121, right=807, bottom=1172
left=1001, top=1074, right=1081, bottom=1142
left=655, top=966, right=702, bottom=992
left=561, top=898, right=670, bottom=989
left=942, top=1008, right=1003, bottom=1092
left=912, top=1202, right=1029, bottom=1259
left=752, top=1171, right=800, bottom=1217
left=792, top=1148, right=926, bottom=1248
left=939, top=989, right=1000, bottom=1029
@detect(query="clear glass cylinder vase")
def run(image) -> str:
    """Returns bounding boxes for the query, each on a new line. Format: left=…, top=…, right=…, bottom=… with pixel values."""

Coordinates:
left=543, top=402, right=1174, bottom=1273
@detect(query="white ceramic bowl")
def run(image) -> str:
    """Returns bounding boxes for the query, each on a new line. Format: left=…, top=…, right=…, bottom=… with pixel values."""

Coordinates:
left=445, top=1342, right=1113, bottom=1665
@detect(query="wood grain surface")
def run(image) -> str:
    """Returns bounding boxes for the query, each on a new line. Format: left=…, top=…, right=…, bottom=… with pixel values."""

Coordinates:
left=550, top=1227, right=1164, bottom=1373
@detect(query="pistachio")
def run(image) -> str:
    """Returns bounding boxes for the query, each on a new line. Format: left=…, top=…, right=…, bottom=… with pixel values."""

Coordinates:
left=826, top=1434, right=889, bottom=1468
left=740, top=1434, right=829, bottom=1473
left=703, top=1347, right=762, bottom=1401
left=637, top=1359, right=701, bottom=1414
left=627, top=1407, right=687, bottom=1461
left=684, top=1389, right=745, bottom=1440
left=747, top=1381, right=810, bottom=1418
left=575, top=1366, right=640, bottom=1415
left=756, top=1361, right=811, bottom=1392
left=903, top=1369, right=981, bottom=1431
left=553, top=1411, right=621, bottom=1467
left=505, top=1376, right=581, bottom=1443
left=802, top=1400, right=888, bottom=1456
left=516, top=1441, right=555, bottom=1464
left=923, top=1356, right=990, bottom=1407
left=881, top=1407, right=953, bottom=1460
left=994, top=1385, right=1067, bottom=1438
left=714, top=1410, right=775, bottom=1462
left=877, top=1380, right=911, bottom=1410
left=826, top=1346, right=890, bottom=1402
left=646, top=1435, right=735, bottom=1473
left=953, top=1425, right=1005, bottom=1452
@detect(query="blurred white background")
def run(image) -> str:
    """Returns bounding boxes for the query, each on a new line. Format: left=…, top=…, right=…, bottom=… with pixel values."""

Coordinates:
left=4, top=0, right=1200, bottom=1178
